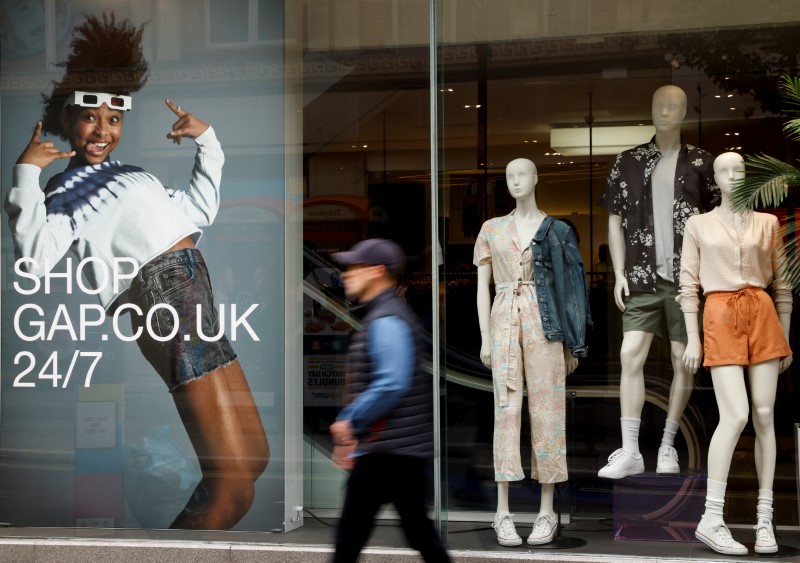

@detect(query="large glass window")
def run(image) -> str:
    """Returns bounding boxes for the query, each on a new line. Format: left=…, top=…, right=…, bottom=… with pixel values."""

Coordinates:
left=436, top=0, right=800, bottom=546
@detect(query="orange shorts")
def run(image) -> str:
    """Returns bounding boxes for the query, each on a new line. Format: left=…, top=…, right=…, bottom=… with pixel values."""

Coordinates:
left=703, top=287, right=791, bottom=367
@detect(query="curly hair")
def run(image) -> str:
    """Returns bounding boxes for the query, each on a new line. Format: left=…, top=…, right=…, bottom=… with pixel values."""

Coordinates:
left=41, top=13, right=149, bottom=139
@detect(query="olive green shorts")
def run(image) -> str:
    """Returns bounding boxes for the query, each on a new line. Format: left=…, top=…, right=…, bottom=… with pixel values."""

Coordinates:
left=622, top=278, right=687, bottom=342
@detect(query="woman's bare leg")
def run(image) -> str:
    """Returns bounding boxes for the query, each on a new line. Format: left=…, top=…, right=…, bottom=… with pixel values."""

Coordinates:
left=170, top=360, right=269, bottom=529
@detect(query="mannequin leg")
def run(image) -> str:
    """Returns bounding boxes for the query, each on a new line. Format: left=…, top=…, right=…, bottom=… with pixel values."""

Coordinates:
left=493, top=481, right=522, bottom=546
left=539, top=483, right=555, bottom=517
left=598, top=331, right=652, bottom=478
left=655, top=340, right=692, bottom=474
left=748, top=359, right=780, bottom=554
left=666, top=340, right=692, bottom=421
left=706, top=365, right=748, bottom=482
left=748, top=359, right=779, bottom=492
left=619, top=331, right=654, bottom=418
left=695, top=365, right=748, bottom=555
left=496, top=482, right=510, bottom=515
left=526, top=482, right=558, bottom=546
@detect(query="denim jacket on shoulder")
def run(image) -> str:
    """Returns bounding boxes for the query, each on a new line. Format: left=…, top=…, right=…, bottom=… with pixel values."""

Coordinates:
left=530, top=217, right=592, bottom=358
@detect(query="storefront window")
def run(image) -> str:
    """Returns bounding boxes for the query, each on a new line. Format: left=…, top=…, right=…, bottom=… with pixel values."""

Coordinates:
left=435, top=0, right=800, bottom=549
left=3, top=0, right=800, bottom=559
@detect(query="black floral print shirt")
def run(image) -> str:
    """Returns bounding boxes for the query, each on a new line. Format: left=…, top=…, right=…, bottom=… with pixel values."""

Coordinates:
left=600, top=137, right=718, bottom=293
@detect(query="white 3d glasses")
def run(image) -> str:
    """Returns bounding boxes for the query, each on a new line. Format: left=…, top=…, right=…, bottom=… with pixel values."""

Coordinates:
left=63, top=91, right=132, bottom=111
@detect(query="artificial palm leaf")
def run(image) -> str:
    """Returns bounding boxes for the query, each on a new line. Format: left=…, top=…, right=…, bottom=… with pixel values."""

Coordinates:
left=730, top=154, right=798, bottom=212
left=776, top=220, right=800, bottom=291
left=780, top=75, right=800, bottom=141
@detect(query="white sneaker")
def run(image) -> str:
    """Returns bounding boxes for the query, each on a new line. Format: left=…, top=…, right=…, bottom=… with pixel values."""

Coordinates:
left=598, top=448, right=644, bottom=479
left=754, top=518, right=778, bottom=554
left=492, top=511, right=522, bottom=546
left=527, top=514, right=557, bottom=545
left=695, top=520, right=747, bottom=555
left=656, top=445, right=680, bottom=474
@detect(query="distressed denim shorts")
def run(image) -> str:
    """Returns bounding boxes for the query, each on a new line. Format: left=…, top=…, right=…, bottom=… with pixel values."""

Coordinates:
left=127, top=248, right=237, bottom=391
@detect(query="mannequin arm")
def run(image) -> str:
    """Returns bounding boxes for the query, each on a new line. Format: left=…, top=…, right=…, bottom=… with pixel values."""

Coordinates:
left=477, top=263, right=493, bottom=368
left=563, top=344, right=578, bottom=375
left=779, top=311, right=793, bottom=373
left=608, top=214, right=629, bottom=312
left=682, top=312, right=702, bottom=374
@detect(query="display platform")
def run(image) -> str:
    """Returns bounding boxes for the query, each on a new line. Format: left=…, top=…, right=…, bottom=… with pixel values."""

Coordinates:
left=613, top=473, right=705, bottom=542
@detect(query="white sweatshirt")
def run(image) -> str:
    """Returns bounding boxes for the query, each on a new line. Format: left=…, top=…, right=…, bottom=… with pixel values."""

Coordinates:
left=5, top=127, right=224, bottom=311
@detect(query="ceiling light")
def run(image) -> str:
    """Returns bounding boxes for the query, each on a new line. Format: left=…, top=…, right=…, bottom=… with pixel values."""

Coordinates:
left=550, top=125, right=656, bottom=156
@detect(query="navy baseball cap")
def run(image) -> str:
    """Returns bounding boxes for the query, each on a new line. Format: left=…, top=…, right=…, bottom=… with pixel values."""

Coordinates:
left=332, top=238, right=406, bottom=276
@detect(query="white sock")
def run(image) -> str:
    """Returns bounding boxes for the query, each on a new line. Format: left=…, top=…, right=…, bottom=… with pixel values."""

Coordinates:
left=661, top=418, right=679, bottom=448
left=757, top=489, right=774, bottom=522
left=620, top=418, right=641, bottom=456
left=701, top=478, right=726, bottom=527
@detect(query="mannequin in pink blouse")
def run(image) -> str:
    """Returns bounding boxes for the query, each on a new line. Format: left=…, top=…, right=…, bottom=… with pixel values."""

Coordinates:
left=679, top=152, right=792, bottom=555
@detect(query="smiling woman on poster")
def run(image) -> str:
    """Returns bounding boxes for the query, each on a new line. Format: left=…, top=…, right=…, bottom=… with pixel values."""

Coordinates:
left=3, top=13, right=268, bottom=530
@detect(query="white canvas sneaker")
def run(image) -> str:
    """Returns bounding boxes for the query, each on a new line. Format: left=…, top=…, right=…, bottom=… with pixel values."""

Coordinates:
left=527, top=514, right=557, bottom=545
left=754, top=518, right=778, bottom=554
left=597, top=448, right=644, bottom=479
left=492, top=511, right=522, bottom=546
left=656, top=445, right=680, bottom=474
left=695, top=520, right=747, bottom=555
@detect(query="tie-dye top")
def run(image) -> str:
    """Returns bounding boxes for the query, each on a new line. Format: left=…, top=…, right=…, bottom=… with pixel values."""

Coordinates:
left=5, top=126, right=224, bottom=311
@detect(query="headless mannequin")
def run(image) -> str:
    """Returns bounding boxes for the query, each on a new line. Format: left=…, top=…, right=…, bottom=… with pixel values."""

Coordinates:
left=608, top=85, right=693, bottom=462
left=682, top=152, right=792, bottom=553
left=476, top=158, right=578, bottom=524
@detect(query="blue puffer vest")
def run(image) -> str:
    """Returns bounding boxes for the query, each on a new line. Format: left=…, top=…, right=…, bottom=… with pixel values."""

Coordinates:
left=530, top=216, right=592, bottom=357
left=344, top=288, right=433, bottom=459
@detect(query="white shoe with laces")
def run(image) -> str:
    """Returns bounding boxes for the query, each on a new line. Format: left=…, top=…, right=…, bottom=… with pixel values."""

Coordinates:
left=492, top=511, right=522, bottom=546
left=527, top=514, right=557, bottom=545
left=656, top=445, right=680, bottom=474
left=695, top=520, right=747, bottom=555
left=597, top=448, right=644, bottom=479
left=754, top=517, right=778, bottom=554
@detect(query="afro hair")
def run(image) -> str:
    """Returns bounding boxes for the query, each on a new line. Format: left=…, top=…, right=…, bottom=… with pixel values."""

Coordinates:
left=41, top=13, right=149, bottom=139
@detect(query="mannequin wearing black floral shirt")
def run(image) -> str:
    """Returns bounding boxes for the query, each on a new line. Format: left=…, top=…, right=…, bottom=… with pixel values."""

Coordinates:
left=598, top=85, right=718, bottom=479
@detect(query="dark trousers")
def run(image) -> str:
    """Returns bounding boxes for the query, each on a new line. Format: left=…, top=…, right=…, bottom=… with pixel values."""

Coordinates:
left=332, top=453, right=451, bottom=563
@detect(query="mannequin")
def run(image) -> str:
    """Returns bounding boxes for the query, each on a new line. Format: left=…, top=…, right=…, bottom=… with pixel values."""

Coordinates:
left=599, top=85, right=717, bottom=478
left=474, top=158, right=583, bottom=547
left=678, top=152, right=792, bottom=555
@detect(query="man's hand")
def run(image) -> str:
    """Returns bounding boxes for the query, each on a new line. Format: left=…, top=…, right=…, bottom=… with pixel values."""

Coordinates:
left=330, top=419, right=357, bottom=470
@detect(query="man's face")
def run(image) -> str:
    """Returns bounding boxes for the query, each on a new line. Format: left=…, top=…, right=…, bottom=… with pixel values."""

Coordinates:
left=341, top=264, right=380, bottom=301
left=651, top=86, right=687, bottom=134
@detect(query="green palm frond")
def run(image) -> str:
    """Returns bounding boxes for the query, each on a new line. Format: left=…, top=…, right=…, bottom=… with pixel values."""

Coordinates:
left=777, top=219, right=800, bottom=293
left=780, top=76, right=800, bottom=140
left=730, top=154, right=799, bottom=212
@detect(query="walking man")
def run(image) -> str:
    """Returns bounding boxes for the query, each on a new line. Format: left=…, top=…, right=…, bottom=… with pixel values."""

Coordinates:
left=330, top=238, right=450, bottom=563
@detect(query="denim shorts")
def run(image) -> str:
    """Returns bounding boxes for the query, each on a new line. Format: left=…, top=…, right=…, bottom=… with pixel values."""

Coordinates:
left=127, top=248, right=237, bottom=391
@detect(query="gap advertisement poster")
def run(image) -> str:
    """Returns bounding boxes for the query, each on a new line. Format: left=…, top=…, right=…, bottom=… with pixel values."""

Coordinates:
left=0, top=3, right=285, bottom=532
